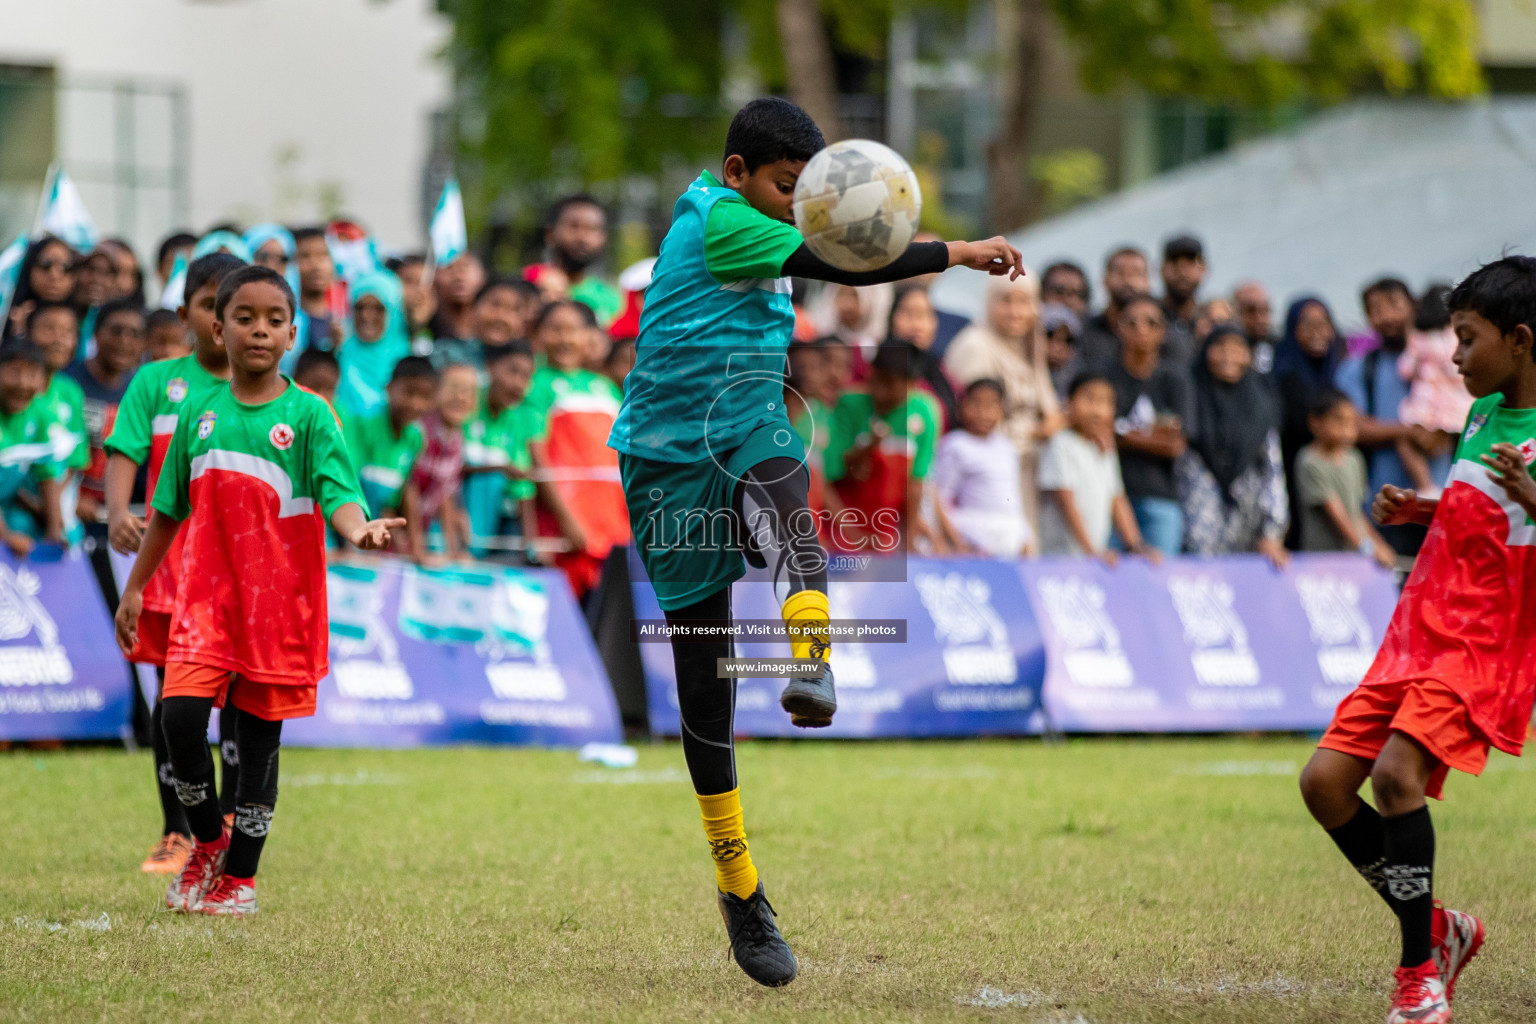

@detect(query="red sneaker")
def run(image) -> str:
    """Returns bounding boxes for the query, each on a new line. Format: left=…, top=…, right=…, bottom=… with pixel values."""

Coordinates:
left=1432, top=900, right=1485, bottom=1003
left=164, top=832, right=228, bottom=913
left=1387, top=961, right=1451, bottom=1024
left=199, top=875, right=257, bottom=917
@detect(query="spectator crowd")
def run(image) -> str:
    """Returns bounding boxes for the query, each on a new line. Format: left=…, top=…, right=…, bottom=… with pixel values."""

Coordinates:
left=0, top=204, right=1463, bottom=605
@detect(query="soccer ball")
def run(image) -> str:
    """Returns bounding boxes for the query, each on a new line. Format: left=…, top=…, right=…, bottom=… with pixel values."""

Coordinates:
left=792, top=139, right=922, bottom=273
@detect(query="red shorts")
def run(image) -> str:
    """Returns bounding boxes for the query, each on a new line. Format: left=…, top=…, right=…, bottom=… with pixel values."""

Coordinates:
left=1319, top=677, right=1491, bottom=800
left=162, top=661, right=317, bottom=721
left=130, top=610, right=173, bottom=667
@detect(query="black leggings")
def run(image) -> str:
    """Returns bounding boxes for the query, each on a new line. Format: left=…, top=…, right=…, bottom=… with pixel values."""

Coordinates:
left=161, top=697, right=282, bottom=878
left=664, top=458, right=830, bottom=796
left=149, top=677, right=239, bottom=834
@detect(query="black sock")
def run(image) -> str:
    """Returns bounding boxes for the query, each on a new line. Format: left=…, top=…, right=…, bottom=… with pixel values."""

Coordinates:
left=160, top=695, right=226, bottom=844
left=1325, top=800, right=1392, bottom=909
left=218, top=702, right=240, bottom=817
left=226, top=710, right=282, bottom=879
left=1382, top=806, right=1436, bottom=968
left=666, top=587, right=738, bottom=797
left=150, top=682, right=189, bottom=837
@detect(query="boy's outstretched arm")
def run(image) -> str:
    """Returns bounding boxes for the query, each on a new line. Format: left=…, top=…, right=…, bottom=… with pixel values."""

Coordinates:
left=330, top=502, right=407, bottom=551
left=779, top=236, right=1024, bottom=287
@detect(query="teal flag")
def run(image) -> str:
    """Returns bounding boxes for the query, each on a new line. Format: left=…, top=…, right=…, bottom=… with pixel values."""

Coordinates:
left=429, top=177, right=467, bottom=267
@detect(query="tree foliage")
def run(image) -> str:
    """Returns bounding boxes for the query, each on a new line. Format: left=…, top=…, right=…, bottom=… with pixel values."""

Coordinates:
left=447, top=0, right=724, bottom=207
left=1051, top=0, right=1484, bottom=107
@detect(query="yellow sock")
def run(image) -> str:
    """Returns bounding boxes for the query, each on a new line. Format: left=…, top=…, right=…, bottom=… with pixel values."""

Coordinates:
left=697, top=788, right=759, bottom=898
left=781, top=589, right=831, bottom=662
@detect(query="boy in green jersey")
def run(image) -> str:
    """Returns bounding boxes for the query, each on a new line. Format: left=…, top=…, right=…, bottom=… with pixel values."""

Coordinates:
left=104, top=252, right=246, bottom=875
left=0, top=340, right=65, bottom=553
left=344, top=356, right=436, bottom=527
left=462, top=341, right=538, bottom=559
left=606, top=97, right=1023, bottom=986
left=24, top=302, right=86, bottom=541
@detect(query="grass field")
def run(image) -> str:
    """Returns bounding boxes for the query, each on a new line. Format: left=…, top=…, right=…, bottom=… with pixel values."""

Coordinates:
left=5, top=737, right=1536, bottom=1023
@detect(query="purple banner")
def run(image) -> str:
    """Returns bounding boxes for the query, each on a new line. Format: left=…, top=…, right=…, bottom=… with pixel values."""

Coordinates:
left=1017, top=554, right=1399, bottom=732
left=0, top=547, right=133, bottom=741
left=282, top=561, right=622, bottom=747
left=632, top=549, right=1047, bottom=738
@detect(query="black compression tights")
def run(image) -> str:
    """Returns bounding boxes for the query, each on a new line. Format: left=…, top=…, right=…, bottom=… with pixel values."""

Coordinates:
left=663, top=458, right=830, bottom=797
left=161, top=697, right=282, bottom=878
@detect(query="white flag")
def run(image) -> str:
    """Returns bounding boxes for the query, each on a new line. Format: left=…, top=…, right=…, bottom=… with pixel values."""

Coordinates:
left=35, top=165, right=98, bottom=252
left=0, top=234, right=27, bottom=322
left=327, top=229, right=382, bottom=283
left=159, top=251, right=188, bottom=310
left=429, top=177, right=467, bottom=268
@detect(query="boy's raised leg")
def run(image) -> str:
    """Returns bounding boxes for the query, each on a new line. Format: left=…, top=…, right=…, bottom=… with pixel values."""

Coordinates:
left=667, top=587, right=796, bottom=987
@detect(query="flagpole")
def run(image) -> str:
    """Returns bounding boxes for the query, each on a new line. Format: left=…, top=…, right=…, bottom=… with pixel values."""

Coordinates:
left=31, top=162, right=59, bottom=239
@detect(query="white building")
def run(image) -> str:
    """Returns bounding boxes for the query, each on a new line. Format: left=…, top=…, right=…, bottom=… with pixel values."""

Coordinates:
left=0, top=0, right=450, bottom=263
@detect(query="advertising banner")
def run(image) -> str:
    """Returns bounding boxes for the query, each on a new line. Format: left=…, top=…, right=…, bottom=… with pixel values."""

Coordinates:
left=633, top=550, right=1048, bottom=738
left=0, top=549, right=133, bottom=741
left=1016, top=554, right=1399, bottom=732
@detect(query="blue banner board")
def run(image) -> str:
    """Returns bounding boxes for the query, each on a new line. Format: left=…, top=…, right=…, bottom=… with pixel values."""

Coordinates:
left=1017, top=554, right=1399, bottom=733
left=632, top=549, right=1048, bottom=738
left=0, top=547, right=133, bottom=741
left=633, top=551, right=1399, bottom=738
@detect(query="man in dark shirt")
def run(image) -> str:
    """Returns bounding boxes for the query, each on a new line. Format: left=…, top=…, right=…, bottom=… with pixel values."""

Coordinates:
left=1105, top=293, right=1191, bottom=556
left=1041, top=260, right=1091, bottom=318
left=1159, top=234, right=1205, bottom=368
left=1078, top=246, right=1151, bottom=370
left=1233, top=280, right=1276, bottom=374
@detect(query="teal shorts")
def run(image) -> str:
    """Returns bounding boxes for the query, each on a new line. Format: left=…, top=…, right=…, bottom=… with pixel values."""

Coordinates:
left=618, top=420, right=806, bottom=611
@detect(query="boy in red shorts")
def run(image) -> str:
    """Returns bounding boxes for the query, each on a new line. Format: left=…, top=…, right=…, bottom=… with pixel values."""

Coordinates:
left=115, top=265, right=402, bottom=917
left=1299, top=255, right=1536, bottom=1024
left=105, top=252, right=244, bottom=875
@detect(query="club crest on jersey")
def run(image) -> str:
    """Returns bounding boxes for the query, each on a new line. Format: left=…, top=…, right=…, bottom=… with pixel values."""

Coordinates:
left=1519, top=438, right=1536, bottom=465
left=166, top=378, right=189, bottom=403
left=196, top=411, right=217, bottom=440
left=1464, top=413, right=1487, bottom=442
left=269, top=423, right=295, bottom=451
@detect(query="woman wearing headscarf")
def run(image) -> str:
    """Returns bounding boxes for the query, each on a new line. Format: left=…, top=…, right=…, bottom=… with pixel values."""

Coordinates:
left=810, top=281, right=893, bottom=380
left=335, top=270, right=411, bottom=417
left=1176, top=324, right=1289, bottom=565
left=943, top=273, right=1063, bottom=530
left=1273, top=295, right=1346, bottom=473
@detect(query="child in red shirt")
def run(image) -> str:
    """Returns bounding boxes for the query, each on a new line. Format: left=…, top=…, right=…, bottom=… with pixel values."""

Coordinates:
left=115, top=266, right=401, bottom=918
left=1299, top=256, right=1536, bottom=1024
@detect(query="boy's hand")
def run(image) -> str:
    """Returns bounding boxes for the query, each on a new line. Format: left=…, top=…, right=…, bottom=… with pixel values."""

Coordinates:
left=1257, top=536, right=1290, bottom=571
left=1098, top=549, right=1120, bottom=568
left=1372, top=540, right=1397, bottom=570
left=1372, top=484, right=1419, bottom=525
left=349, top=517, right=407, bottom=551
left=1483, top=443, right=1536, bottom=512
left=1131, top=543, right=1164, bottom=566
left=947, top=237, right=1026, bottom=280
left=2, top=529, right=33, bottom=559
left=108, top=510, right=145, bottom=554
left=115, top=587, right=142, bottom=658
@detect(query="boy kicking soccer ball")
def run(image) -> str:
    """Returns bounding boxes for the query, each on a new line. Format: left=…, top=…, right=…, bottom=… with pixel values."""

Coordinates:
left=115, top=265, right=402, bottom=917
left=606, top=96, right=1023, bottom=986
left=1299, top=255, right=1536, bottom=1023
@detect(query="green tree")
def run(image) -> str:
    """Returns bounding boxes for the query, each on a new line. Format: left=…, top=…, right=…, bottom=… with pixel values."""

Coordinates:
left=986, top=0, right=1485, bottom=229
left=446, top=0, right=725, bottom=239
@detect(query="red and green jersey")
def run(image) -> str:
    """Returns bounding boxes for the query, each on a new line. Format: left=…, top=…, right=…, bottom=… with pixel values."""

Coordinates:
left=105, top=355, right=229, bottom=614
left=524, top=366, right=629, bottom=557
left=342, top=409, right=423, bottom=515
left=824, top=390, right=941, bottom=518
left=1366, top=392, right=1536, bottom=755
left=152, top=378, right=365, bottom=686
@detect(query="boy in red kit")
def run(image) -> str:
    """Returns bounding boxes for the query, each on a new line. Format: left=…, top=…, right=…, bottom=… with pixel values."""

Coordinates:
left=106, top=252, right=245, bottom=875
left=115, top=266, right=402, bottom=917
left=1299, top=256, right=1536, bottom=1024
